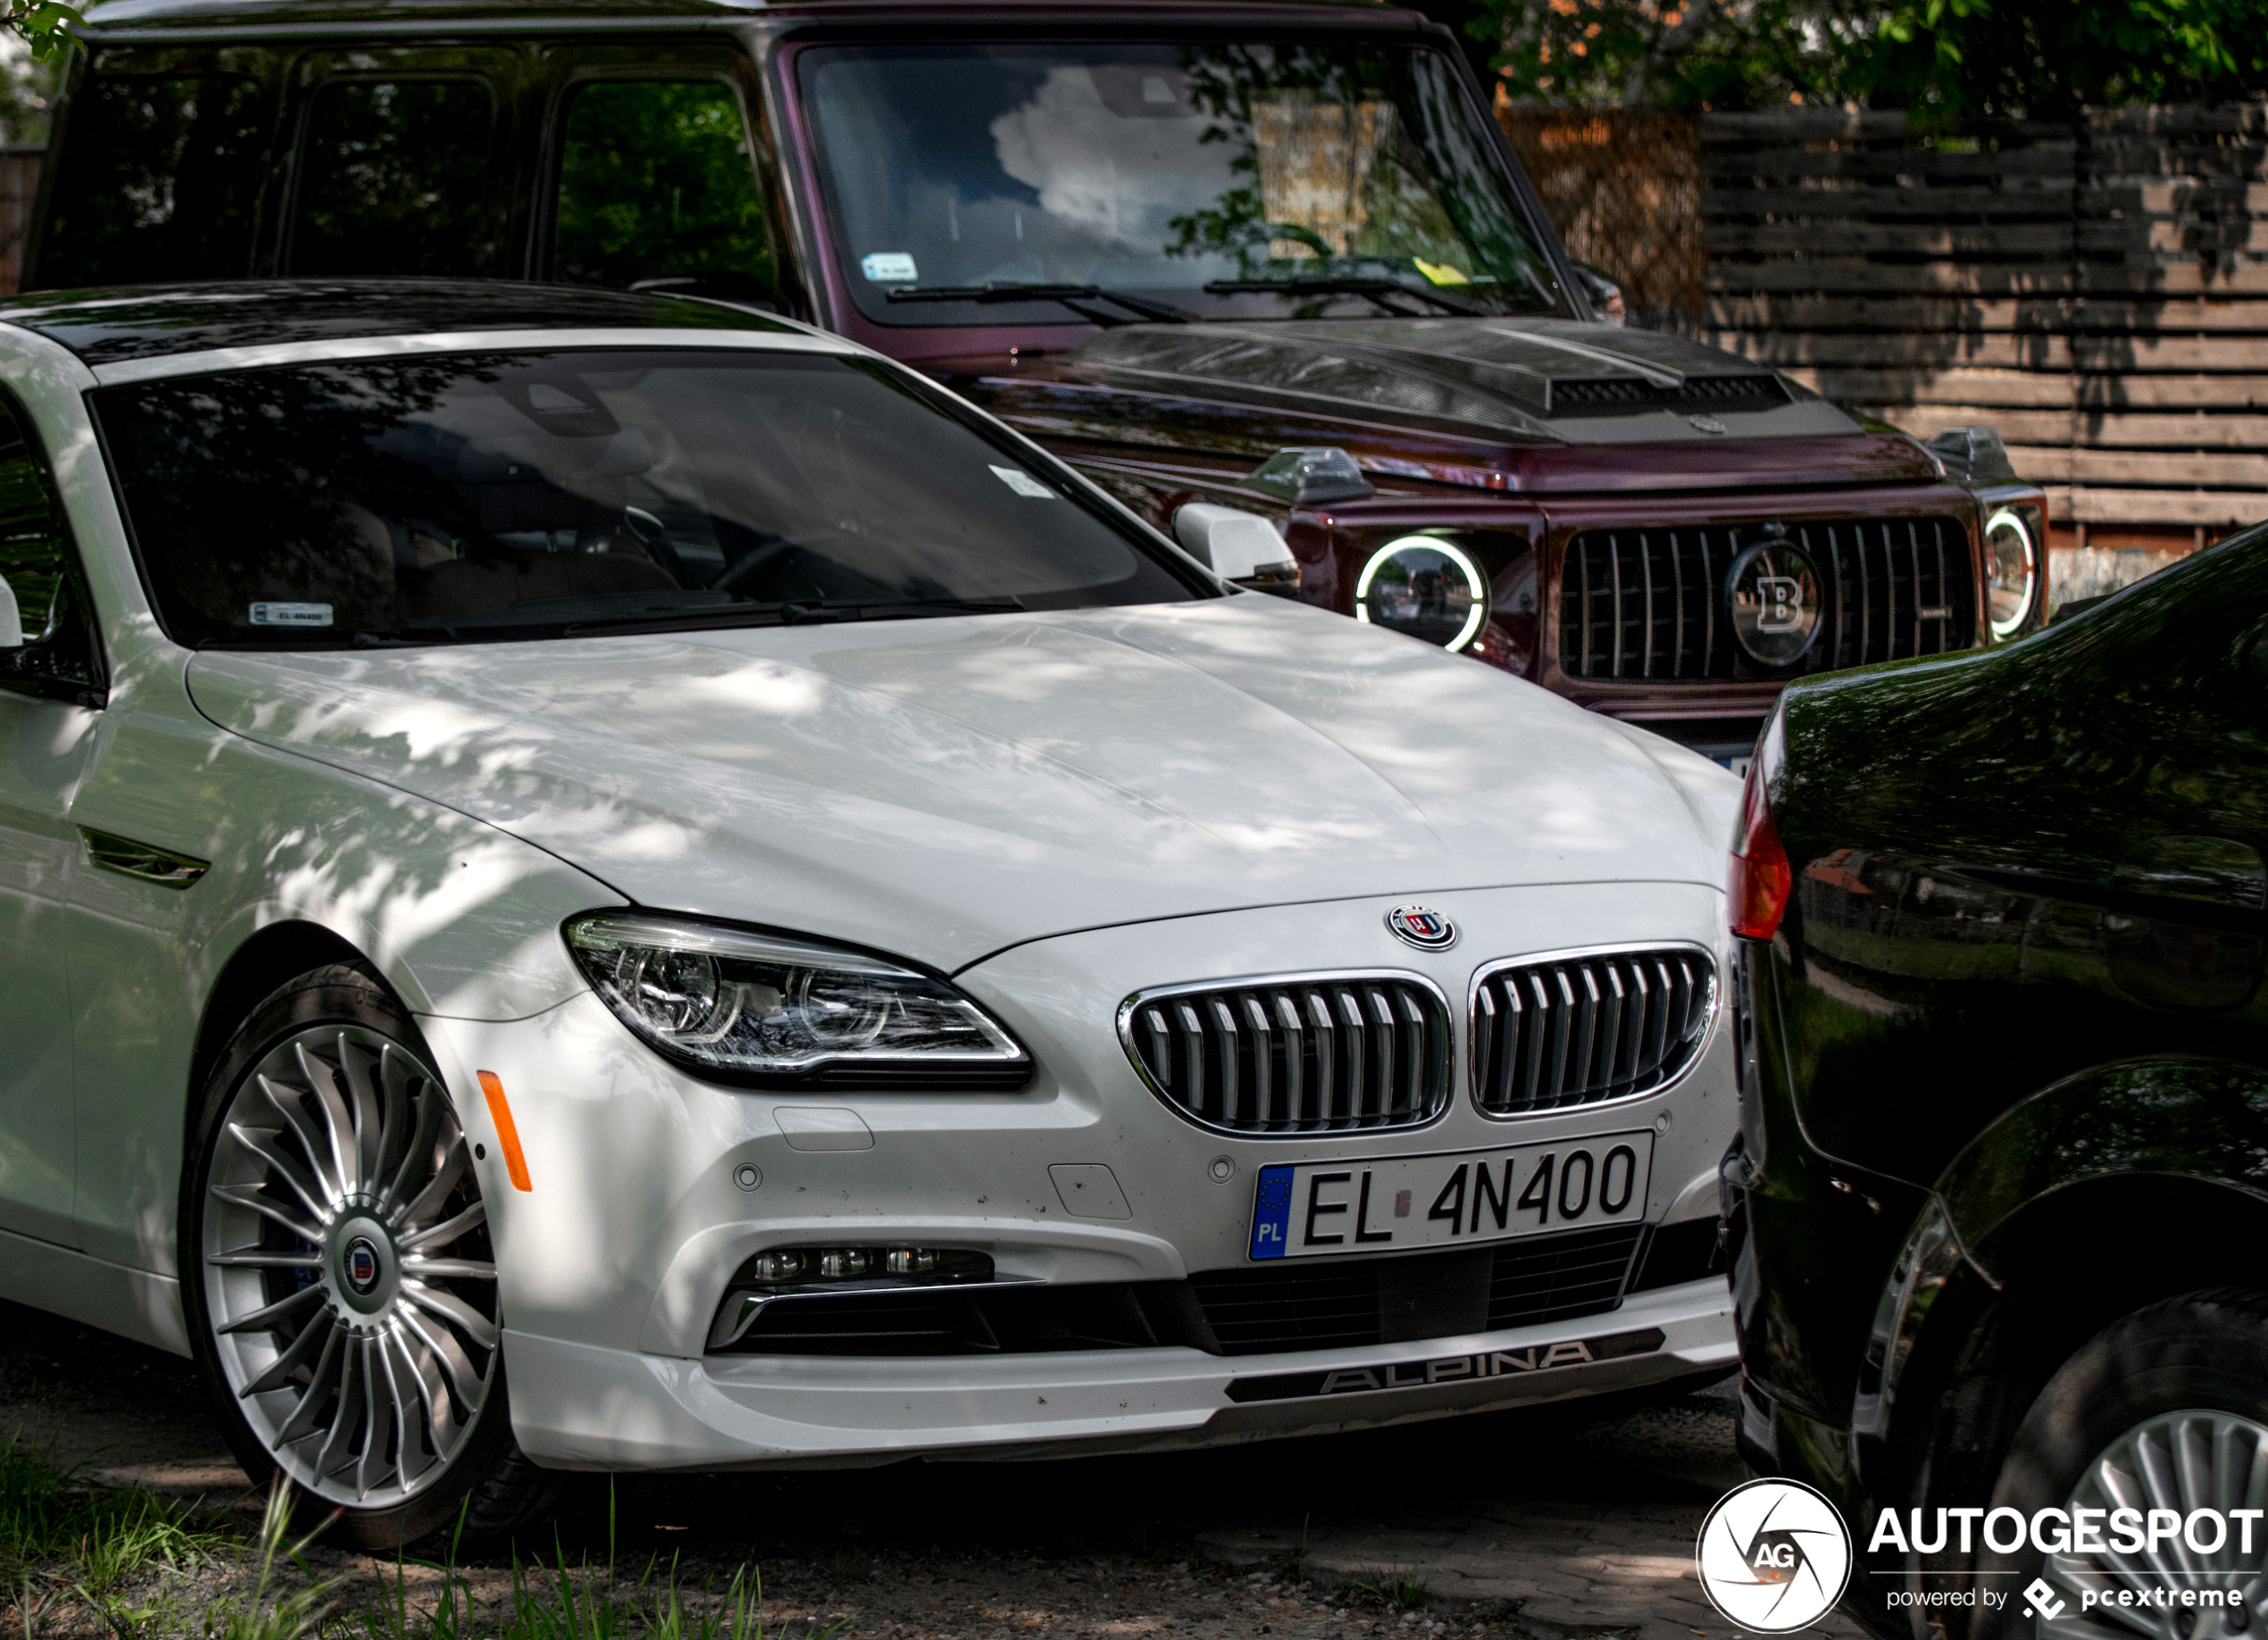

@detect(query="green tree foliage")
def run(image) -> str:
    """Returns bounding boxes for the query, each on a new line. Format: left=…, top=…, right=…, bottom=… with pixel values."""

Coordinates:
left=0, top=0, right=79, bottom=64
left=1472, top=0, right=2268, bottom=115
left=552, top=80, right=773, bottom=289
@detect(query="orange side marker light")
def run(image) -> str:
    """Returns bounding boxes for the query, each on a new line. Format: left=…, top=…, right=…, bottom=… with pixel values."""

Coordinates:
left=476, top=1070, right=534, bottom=1192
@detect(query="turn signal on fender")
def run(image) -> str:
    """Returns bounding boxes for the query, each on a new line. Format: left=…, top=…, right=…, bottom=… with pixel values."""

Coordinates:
left=1729, top=716, right=1791, bottom=941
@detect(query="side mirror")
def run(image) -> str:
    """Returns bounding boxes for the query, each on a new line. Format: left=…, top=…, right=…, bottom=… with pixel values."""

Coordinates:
left=1570, top=262, right=1627, bottom=326
left=1173, top=503, right=1298, bottom=589
left=0, top=572, right=21, bottom=648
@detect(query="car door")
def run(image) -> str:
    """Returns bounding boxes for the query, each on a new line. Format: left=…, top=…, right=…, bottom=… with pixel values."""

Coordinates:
left=0, top=387, right=105, bottom=1248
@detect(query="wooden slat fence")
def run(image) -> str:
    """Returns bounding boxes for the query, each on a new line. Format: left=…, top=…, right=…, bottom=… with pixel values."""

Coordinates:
left=1505, top=102, right=2268, bottom=606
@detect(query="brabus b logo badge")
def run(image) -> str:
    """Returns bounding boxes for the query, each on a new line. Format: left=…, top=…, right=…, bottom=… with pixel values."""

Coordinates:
left=1387, top=904, right=1457, bottom=951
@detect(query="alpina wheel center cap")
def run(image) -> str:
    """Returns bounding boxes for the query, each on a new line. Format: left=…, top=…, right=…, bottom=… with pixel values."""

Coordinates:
left=332, top=1215, right=397, bottom=1316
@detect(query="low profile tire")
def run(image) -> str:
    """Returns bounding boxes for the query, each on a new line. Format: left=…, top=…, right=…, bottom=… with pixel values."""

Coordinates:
left=182, top=964, right=561, bottom=1549
left=1976, top=1290, right=2268, bottom=1640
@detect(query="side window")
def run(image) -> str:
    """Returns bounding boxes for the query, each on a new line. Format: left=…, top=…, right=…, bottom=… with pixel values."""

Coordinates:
left=37, top=76, right=266, bottom=288
left=0, top=396, right=100, bottom=697
left=553, top=80, right=772, bottom=292
left=291, top=79, right=496, bottom=277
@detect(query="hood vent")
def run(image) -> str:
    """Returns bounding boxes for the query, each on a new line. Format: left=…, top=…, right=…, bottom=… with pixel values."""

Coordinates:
left=1549, top=374, right=1789, bottom=419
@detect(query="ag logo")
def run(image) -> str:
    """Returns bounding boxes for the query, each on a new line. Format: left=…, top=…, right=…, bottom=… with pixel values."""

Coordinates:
left=1696, top=1478, right=1852, bottom=1632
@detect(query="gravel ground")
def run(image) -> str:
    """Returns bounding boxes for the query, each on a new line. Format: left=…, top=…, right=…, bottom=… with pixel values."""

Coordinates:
left=0, top=1297, right=1795, bottom=1640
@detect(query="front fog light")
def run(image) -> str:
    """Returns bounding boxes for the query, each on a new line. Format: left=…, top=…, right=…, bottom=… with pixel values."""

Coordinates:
left=750, top=1250, right=805, bottom=1281
left=819, top=1249, right=870, bottom=1278
left=887, top=1248, right=937, bottom=1275
left=567, top=912, right=1031, bottom=1087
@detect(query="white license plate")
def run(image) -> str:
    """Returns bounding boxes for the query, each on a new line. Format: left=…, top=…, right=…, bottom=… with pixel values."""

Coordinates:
left=1247, top=1133, right=1655, bottom=1261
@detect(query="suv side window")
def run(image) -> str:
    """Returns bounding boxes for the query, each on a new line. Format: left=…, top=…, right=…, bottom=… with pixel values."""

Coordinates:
left=37, top=75, right=267, bottom=288
left=290, top=79, right=497, bottom=277
left=0, top=394, right=102, bottom=703
left=552, top=80, right=772, bottom=292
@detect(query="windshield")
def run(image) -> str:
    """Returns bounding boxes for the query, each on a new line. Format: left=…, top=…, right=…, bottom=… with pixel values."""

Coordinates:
left=95, top=347, right=1202, bottom=649
left=799, top=42, right=1563, bottom=328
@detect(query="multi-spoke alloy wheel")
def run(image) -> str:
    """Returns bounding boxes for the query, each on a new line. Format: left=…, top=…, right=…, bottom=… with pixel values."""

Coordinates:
left=2036, top=1411, right=2268, bottom=1640
left=200, top=1019, right=499, bottom=1511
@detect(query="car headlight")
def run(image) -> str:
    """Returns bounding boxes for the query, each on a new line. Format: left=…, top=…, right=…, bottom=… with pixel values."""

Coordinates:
left=565, top=912, right=1031, bottom=1088
left=1983, top=504, right=2040, bottom=637
left=1354, top=535, right=1488, bottom=651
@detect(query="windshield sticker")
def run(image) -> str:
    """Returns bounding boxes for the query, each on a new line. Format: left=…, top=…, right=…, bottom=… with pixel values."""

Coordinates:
left=860, top=252, right=918, bottom=283
left=248, top=602, right=334, bottom=628
left=989, top=466, right=1055, bottom=499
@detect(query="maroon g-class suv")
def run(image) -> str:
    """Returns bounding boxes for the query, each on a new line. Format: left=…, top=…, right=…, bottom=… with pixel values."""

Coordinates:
left=31, top=0, right=2047, bottom=764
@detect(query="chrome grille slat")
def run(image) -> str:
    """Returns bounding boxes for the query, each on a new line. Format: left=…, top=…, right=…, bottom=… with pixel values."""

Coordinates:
left=1472, top=949, right=1716, bottom=1117
left=1127, top=975, right=1451, bottom=1136
left=1558, top=516, right=1973, bottom=681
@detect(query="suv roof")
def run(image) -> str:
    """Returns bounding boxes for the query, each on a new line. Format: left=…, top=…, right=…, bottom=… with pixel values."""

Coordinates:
left=79, top=0, right=1397, bottom=32
left=0, top=280, right=788, bottom=366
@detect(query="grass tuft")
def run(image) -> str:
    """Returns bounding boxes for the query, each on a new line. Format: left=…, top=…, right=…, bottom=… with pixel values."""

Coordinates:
left=1353, top=1565, right=1431, bottom=1611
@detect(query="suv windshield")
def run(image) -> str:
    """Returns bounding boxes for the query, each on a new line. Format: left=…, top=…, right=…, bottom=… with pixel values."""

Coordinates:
left=95, top=347, right=1201, bottom=649
left=800, top=42, right=1562, bottom=327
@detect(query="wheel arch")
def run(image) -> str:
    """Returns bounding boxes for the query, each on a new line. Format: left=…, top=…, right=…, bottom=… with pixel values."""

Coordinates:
left=1859, top=1057, right=2268, bottom=1537
left=184, top=919, right=396, bottom=1145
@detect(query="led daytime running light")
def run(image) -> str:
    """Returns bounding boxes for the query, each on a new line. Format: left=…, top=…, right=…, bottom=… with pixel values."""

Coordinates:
left=1355, top=535, right=1489, bottom=652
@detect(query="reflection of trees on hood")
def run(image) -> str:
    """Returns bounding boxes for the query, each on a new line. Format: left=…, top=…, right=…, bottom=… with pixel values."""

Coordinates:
left=96, top=358, right=504, bottom=644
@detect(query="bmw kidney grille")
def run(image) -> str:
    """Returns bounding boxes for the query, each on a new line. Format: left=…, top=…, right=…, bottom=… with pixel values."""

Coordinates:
left=1121, top=975, right=1452, bottom=1135
left=1472, top=948, right=1714, bottom=1115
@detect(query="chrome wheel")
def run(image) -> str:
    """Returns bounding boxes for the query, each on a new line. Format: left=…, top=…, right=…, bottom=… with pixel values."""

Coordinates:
left=2038, top=1410, right=2268, bottom=1639
left=202, top=1023, right=497, bottom=1509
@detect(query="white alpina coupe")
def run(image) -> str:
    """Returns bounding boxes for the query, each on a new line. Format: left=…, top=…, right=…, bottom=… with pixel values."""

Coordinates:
left=0, top=282, right=1739, bottom=1544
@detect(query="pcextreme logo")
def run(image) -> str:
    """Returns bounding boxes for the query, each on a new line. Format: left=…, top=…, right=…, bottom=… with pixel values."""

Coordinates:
left=1696, top=1478, right=1855, bottom=1632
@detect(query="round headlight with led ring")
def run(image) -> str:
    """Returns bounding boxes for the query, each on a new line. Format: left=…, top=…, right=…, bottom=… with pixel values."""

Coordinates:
left=1983, top=506, right=2038, bottom=637
left=565, top=912, right=1030, bottom=1088
left=1354, top=535, right=1489, bottom=651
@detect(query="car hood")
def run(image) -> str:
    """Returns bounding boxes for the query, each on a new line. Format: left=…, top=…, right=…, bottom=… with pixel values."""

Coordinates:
left=1064, top=317, right=1860, bottom=446
left=185, top=595, right=1735, bottom=971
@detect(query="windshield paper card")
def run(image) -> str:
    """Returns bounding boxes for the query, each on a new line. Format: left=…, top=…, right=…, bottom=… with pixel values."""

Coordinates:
left=248, top=602, right=334, bottom=628
left=860, top=252, right=918, bottom=283
left=1249, top=1132, right=1654, bottom=1260
left=989, top=465, right=1055, bottom=499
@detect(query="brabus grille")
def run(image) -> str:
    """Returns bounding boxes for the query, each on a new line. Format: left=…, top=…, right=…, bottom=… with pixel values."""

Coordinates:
left=1472, top=948, right=1714, bottom=1116
left=1557, top=515, right=1973, bottom=680
left=1122, top=974, right=1451, bottom=1135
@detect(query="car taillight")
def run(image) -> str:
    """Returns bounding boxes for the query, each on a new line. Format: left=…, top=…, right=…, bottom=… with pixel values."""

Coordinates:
left=1729, top=736, right=1791, bottom=941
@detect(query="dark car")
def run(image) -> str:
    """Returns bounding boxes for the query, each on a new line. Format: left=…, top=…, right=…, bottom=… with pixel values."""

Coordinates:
left=32, top=0, right=2044, bottom=766
left=1725, top=521, right=2268, bottom=1638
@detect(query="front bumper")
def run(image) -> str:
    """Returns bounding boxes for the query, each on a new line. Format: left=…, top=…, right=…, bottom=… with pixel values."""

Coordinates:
left=504, top=1274, right=1733, bottom=1470
left=419, top=882, right=1738, bottom=1468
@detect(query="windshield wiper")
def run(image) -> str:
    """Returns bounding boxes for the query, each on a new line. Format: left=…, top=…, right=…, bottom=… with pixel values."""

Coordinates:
left=884, top=283, right=1189, bottom=326
left=778, top=597, right=1026, bottom=625
left=1203, top=277, right=1480, bottom=318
